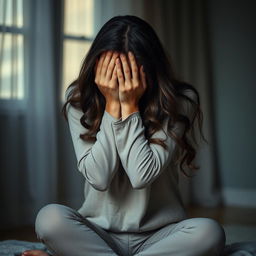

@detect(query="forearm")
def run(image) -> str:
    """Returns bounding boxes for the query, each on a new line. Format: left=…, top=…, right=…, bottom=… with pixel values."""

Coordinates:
left=112, top=112, right=174, bottom=189
left=105, top=101, right=139, bottom=120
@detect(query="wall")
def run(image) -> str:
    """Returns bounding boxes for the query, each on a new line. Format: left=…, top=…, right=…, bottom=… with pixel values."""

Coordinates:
left=208, top=0, right=256, bottom=206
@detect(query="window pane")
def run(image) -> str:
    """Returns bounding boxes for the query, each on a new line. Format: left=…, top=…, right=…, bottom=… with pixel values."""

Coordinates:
left=61, top=39, right=92, bottom=100
left=64, top=0, right=94, bottom=37
left=0, top=33, right=24, bottom=99
left=0, top=0, right=23, bottom=27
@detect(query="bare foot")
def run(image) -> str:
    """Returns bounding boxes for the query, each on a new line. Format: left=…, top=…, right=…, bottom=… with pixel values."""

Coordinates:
left=21, top=249, right=50, bottom=256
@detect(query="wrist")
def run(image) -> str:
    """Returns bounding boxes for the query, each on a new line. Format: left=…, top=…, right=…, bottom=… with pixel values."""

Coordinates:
left=106, top=100, right=120, bottom=108
left=121, top=103, right=139, bottom=112
left=105, top=101, right=121, bottom=119
left=121, top=104, right=139, bottom=120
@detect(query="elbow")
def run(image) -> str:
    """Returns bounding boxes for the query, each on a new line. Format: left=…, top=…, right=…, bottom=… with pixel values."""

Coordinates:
left=130, top=175, right=152, bottom=189
left=131, top=180, right=148, bottom=189
left=129, top=161, right=161, bottom=190
left=90, top=181, right=109, bottom=191
left=85, top=174, right=110, bottom=191
left=77, top=162, right=110, bottom=192
left=85, top=173, right=110, bottom=191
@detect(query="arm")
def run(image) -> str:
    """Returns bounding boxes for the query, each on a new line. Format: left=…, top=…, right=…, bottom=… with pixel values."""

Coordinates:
left=113, top=52, right=197, bottom=189
left=112, top=90, right=197, bottom=190
left=65, top=90, right=122, bottom=191
left=112, top=111, right=175, bottom=189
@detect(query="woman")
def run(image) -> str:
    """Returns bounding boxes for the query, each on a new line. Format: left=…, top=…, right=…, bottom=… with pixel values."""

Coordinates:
left=22, top=15, right=226, bottom=256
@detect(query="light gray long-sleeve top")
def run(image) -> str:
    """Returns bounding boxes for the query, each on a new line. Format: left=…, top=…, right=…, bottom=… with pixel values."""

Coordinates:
left=65, top=87, right=196, bottom=233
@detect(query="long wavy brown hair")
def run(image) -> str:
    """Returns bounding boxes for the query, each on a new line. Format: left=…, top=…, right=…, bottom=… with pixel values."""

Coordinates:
left=61, top=15, right=208, bottom=178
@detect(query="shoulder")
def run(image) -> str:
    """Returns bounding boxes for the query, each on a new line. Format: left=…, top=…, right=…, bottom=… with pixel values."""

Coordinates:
left=64, top=85, right=83, bottom=121
left=64, top=84, right=77, bottom=102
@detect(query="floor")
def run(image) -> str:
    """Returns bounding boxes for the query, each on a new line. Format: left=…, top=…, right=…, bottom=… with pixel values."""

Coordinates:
left=0, top=206, right=256, bottom=243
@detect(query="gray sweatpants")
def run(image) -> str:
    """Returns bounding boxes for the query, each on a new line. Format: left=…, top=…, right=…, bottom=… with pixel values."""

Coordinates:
left=35, top=203, right=226, bottom=256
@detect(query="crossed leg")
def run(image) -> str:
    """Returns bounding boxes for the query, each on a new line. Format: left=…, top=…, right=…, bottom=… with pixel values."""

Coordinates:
left=134, top=217, right=226, bottom=256
left=22, top=204, right=226, bottom=256
left=23, top=203, right=122, bottom=256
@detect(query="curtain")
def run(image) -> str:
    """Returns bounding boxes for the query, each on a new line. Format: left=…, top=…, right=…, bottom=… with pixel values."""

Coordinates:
left=0, top=0, right=59, bottom=229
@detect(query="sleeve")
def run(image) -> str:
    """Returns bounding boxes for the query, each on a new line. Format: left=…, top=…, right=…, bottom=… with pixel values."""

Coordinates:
left=112, top=112, right=175, bottom=189
left=65, top=90, right=122, bottom=191
left=111, top=90, right=197, bottom=190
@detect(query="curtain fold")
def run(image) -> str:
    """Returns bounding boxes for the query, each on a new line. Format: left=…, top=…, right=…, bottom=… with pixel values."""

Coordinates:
left=0, top=0, right=59, bottom=228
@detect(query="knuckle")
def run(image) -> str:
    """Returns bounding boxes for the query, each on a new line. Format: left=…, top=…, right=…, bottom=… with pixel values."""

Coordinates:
left=102, top=80, right=108, bottom=87
left=99, top=79, right=105, bottom=86
left=109, top=83, right=115, bottom=89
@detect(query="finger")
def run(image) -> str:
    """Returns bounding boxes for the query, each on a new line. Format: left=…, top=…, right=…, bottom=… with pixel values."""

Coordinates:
left=140, top=65, right=147, bottom=90
left=97, top=52, right=106, bottom=78
left=128, top=51, right=139, bottom=82
left=120, top=53, right=131, bottom=82
left=106, top=51, right=119, bottom=81
left=101, top=51, right=113, bottom=77
left=94, top=58, right=100, bottom=85
left=111, top=64, right=118, bottom=81
left=95, top=55, right=102, bottom=78
left=116, top=58, right=125, bottom=89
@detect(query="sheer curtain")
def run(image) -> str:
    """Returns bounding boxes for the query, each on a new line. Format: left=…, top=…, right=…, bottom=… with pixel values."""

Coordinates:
left=0, top=0, right=59, bottom=228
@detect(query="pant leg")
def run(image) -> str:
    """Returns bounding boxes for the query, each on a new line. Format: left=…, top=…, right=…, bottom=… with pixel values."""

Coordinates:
left=134, top=217, right=226, bottom=256
left=35, top=203, right=123, bottom=256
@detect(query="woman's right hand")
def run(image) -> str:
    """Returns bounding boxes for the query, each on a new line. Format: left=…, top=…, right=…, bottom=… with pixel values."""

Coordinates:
left=94, top=50, right=120, bottom=103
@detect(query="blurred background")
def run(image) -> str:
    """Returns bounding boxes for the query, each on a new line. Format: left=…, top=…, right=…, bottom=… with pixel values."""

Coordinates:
left=0, top=0, right=255, bottom=245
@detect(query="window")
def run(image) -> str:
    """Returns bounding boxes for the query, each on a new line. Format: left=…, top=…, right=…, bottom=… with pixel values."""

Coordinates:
left=61, top=0, right=95, bottom=101
left=0, top=0, right=25, bottom=100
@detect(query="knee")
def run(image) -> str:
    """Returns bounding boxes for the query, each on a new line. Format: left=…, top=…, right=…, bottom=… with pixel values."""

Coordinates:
left=35, top=203, right=68, bottom=241
left=192, top=218, right=226, bottom=255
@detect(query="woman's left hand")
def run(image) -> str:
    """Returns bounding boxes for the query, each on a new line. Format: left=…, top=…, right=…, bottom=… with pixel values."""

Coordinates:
left=115, top=51, right=147, bottom=107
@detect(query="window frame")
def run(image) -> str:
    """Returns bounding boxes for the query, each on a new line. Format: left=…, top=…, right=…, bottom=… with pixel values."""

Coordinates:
left=0, top=0, right=30, bottom=111
left=60, top=0, right=97, bottom=102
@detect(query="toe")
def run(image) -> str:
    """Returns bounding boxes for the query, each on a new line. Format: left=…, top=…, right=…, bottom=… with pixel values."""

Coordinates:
left=22, top=249, right=49, bottom=256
